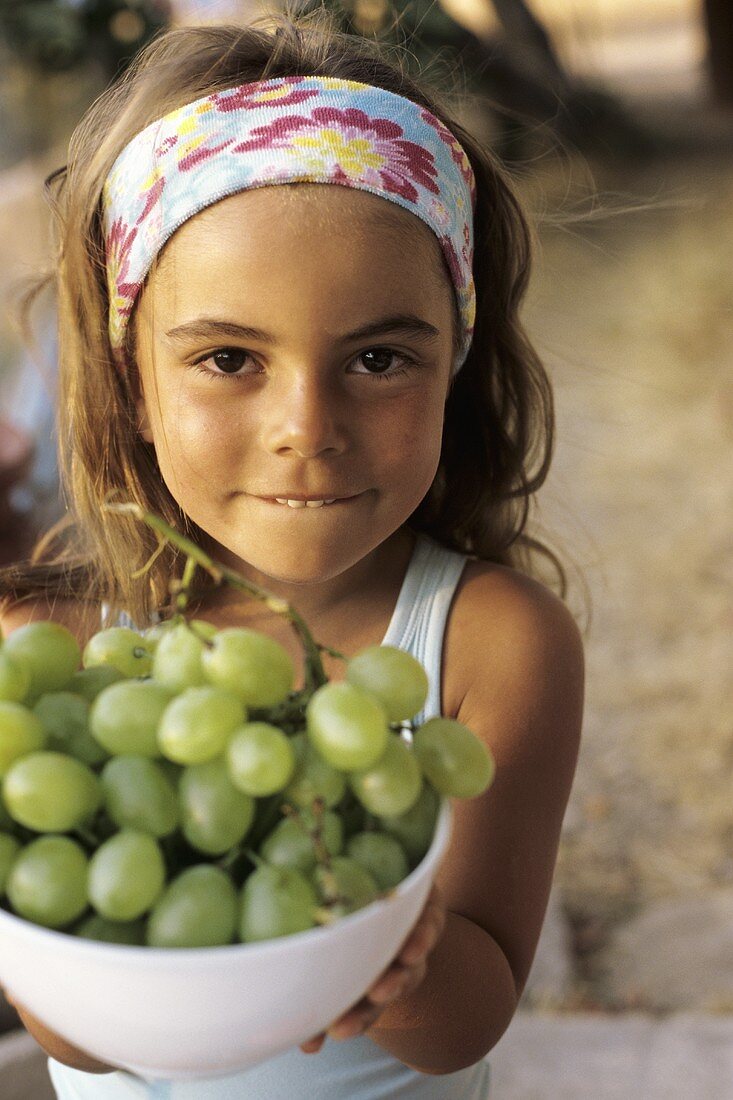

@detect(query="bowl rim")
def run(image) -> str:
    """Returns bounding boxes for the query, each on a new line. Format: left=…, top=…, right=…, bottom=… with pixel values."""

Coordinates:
left=0, top=798, right=451, bottom=963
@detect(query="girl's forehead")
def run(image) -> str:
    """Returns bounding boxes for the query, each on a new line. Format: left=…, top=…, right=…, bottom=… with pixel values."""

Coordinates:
left=154, top=184, right=447, bottom=285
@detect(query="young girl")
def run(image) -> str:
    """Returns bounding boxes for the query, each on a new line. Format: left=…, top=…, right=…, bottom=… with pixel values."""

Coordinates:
left=0, top=10, right=584, bottom=1098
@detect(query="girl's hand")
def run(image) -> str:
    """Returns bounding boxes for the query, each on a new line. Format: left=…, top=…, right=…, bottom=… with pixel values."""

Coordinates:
left=299, top=883, right=447, bottom=1054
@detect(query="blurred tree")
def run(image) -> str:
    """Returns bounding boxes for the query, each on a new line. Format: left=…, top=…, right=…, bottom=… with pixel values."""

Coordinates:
left=703, top=0, right=733, bottom=105
left=0, top=0, right=170, bottom=79
left=303, top=0, right=651, bottom=159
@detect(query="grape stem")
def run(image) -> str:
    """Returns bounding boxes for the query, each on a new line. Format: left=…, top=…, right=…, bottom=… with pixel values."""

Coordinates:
left=105, top=502, right=332, bottom=694
left=283, top=800, right=343, bottom=907
left=173, top=557, right=198, bottom=616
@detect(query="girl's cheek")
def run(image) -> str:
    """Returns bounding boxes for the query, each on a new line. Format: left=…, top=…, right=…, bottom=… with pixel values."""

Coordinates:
left=152, top=396, right=242, bottom=491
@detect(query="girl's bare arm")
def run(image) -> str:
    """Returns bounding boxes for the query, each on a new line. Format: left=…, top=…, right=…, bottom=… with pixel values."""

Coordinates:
left=366, top=566, right=585, bottom=1073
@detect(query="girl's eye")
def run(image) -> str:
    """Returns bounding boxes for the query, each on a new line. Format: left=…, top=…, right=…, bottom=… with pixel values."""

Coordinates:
left=192, top=348, right=255, bottom=376
left=350, top=348, right=414, bottom=379
left=191, top=346, right=415, bottom=380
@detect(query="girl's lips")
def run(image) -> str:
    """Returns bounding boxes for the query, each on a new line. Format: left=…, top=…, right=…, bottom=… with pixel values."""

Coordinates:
left=257, top=493, right=362, bottom=505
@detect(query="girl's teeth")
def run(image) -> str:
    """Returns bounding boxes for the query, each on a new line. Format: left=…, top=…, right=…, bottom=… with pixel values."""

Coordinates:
left=273, top=498, right=339, bottom=507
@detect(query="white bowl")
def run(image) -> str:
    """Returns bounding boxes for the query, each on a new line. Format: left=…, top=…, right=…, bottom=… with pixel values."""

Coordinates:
left=0, top=800, right=451, bottom=1080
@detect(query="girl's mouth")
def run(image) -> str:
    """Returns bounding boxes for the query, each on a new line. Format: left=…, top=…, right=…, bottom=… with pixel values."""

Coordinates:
left=257, top=494, right=362, bottom=509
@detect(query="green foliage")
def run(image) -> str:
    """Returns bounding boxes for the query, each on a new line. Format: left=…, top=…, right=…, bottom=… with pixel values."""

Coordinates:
left=0, top=0, right=170, bottom=77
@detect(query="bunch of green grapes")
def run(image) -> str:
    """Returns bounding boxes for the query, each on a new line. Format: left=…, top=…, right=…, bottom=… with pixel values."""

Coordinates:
left=0, top=618, right=494, bottom=948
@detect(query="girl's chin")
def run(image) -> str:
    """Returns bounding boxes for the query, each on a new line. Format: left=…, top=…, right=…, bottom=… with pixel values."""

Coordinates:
left=206, top=541, right=361, bottom=587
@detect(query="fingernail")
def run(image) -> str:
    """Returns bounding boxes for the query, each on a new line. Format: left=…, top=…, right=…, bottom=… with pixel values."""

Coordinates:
left=329, top=1024, right=354, bottom=1040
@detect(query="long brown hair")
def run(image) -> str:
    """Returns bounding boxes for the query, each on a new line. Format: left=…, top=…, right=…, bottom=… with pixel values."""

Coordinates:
left=1, top=8, right=572, bottom=627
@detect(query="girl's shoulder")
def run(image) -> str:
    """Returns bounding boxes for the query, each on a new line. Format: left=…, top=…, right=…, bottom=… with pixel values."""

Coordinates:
left=0, top=596, right=101, bottom=647
left=444, top=557, right=584, bottom=722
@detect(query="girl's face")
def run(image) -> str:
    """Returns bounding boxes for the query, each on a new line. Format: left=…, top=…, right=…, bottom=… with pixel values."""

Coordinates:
left=134, top=184, right=456, bottom=590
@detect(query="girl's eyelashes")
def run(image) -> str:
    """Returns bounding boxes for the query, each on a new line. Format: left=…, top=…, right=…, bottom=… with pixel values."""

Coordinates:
left=349, top=348, right=416, bottom=380
left=192, top=348, right=255, bottom=376
left=189, top=346, right=419, bottom=381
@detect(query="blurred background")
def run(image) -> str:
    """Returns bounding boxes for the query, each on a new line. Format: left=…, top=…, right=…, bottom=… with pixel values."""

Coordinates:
left=0, top=1, right=731, bottom=1096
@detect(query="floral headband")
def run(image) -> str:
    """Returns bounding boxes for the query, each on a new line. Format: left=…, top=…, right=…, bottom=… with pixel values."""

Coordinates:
left=102, top=75, right=476, bottom=373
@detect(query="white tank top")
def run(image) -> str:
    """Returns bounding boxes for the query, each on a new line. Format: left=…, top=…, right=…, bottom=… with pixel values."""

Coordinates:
left=48, top=532, right=492, bottom=1099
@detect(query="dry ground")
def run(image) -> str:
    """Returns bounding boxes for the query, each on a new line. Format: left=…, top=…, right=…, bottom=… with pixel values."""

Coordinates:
left=518, top=139, right=732, bottom=1006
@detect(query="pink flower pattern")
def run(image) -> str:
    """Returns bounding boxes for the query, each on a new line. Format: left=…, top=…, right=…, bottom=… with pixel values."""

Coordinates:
left=105, top=217, right=140, bottom=306
left=233, top=107, right=440, bottom=203
left=212, top=79, right=319, bottom=114
left=420, top=108, right=475, bottom=207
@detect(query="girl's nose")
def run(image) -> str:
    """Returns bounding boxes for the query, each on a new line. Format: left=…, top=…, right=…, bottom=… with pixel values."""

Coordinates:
left=259, top=371, right=348, bottom=459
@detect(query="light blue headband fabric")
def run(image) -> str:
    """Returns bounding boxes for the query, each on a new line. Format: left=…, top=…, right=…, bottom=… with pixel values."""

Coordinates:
left=103, top=75, right=476, bottom=372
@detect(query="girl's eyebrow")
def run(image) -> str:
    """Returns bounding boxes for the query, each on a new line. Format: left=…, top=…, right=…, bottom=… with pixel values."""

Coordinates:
left=164, top=314, right=441, bottom=346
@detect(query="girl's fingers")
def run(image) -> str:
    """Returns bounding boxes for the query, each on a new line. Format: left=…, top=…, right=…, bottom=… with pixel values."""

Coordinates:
left=327, top=999, right=383, bottom=1041
left=313, top=887, right=448, bottom=1047
left=299, top=1032, right=326, bottom=1053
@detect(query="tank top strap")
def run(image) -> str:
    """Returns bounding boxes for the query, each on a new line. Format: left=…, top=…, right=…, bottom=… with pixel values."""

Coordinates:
left=381, top=533, right=469, bottom=725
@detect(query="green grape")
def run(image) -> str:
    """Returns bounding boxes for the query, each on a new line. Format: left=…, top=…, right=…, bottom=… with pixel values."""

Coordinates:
left=73, top=913, right=146, bottom=945
left=260, top=808, right=343, bottom=874
left=346, top=645, right=429, bottom=723
left=226, top=722, right=296, bottom=797
left=0, top=832, right=21, bottom=895
left=306, top=682, right=389, bottom=771
left=142, top=619, right=176, bottom=647
left=7, top=835, right=88, bottom=928
left=33, top=692, right=108, bottom=767
left=201, top=628, right=294, bottom=708
left=239, top=864, right=317, bottom=942
left=147, top=865, right=238, bottom=948
left=158, top=686, right=244, bottom=766
left=349, top=736, right=422, bottom=817
left=4, top=622, right=81, bottom=701
left=0, top=701, right=47, bottom=777
left=0, top=651, right=31, bottom=703
left=378, top=782, right=440, bottom=864
left=65, top=665, right=124, bottom=703
left=88, top=829, right=166, bottom=921
left=413, top=717, right=495, bottom=799
left=345, top=831, right=409, bottom=891
left=90, top=680, right=171, bottom=757
left=283, top=732, right=346, bottom=809
left=312, top=856, right=379, bottom=916
left=100, top=756, right=179, bottom=837
left=3, top=751, right=102, bottom=833
left=151, top=620, right=216, bottom=692
left=0, top=789, right=14, bottom=831
left=179, top=759, right=255, bottom=855
left=83, top=627, right=153, bottom=679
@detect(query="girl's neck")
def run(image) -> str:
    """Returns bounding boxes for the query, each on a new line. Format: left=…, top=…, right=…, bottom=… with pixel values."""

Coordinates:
left=195, top=526, right=418, bottom=642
